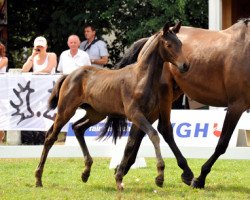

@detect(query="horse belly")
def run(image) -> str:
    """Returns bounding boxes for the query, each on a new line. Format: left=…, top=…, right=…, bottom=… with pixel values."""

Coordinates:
left=179, top=82, right=228, bottom=107
left=86, top=91, right=125, bottom=115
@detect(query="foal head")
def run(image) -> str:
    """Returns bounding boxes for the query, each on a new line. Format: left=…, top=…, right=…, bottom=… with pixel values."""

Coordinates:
left=159, top=21, right=189, bottom=73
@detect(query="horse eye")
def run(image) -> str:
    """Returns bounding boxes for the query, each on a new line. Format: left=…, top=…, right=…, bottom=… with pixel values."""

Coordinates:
left=167, top=44, right=172, bottom=48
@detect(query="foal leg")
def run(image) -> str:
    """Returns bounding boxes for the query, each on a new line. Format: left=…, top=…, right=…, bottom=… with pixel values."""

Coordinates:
left=35, top=108, right=76, bottom=187
left=191, top=104, right=244, bottom=188
left=116, top=124, right=145, bottom=175
left=72, top=109, right=105, bottom=183
left=117, top=112, right=165, bottom=190
left=115, top=124, right=145, bottom=189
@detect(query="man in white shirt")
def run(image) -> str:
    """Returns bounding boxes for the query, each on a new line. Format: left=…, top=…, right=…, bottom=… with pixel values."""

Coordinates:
left=57, top=35, right=91, bottom=74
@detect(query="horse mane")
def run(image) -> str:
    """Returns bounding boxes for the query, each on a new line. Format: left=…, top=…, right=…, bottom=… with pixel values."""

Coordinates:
left=228, top=17, right=250, bottom=31
left=115, top=31, right=162, bottom=69
left=137, top=32, right=162, bottom=64
left=238, top=18, right=250, bottom=26
left=115, top=37, right=148, bottom=69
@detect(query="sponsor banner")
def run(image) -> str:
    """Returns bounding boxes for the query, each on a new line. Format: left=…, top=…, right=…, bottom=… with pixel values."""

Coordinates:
left=66, top=110, right=250, bottom=147
left=0, top=73, right=69, bottom=131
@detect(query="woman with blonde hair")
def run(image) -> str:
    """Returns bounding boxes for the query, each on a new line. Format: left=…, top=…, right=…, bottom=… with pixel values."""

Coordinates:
left=22, top=36, right=57, bottom=74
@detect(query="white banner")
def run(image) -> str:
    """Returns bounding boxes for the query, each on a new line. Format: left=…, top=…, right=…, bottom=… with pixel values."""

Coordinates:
left=0, top=73, right=68, bottom=131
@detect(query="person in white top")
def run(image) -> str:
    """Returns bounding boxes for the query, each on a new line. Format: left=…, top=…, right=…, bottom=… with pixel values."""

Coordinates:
left=57, top=35, right=91, bottom=74
left=0, top=43, right=8, bottom=73
left=22, top=36, right=57, bottom=74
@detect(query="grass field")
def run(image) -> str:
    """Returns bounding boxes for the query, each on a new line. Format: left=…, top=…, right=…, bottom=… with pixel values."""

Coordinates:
left=0, top=158, right=249, bottom=200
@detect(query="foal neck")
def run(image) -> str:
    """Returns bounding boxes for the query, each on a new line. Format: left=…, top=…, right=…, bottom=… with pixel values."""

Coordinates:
left=136, top=33, right=165, bottom=75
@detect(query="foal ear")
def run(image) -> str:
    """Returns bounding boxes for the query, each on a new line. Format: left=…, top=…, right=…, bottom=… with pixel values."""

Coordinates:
left=163, top=22, right=170, bottom=34
left=172, top=20, right=182, bottom=33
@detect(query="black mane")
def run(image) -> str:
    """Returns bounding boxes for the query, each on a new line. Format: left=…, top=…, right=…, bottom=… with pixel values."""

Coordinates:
left=115, top=37, right=148, bottom=69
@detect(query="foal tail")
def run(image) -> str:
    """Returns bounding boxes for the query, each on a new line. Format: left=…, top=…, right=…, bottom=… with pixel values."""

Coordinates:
left=48, top=75, right=68, bottom=110
left=97, top=116, right=128, bottom=144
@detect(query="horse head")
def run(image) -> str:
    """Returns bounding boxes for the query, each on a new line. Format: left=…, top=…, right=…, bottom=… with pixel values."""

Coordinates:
left=160, top=21, right=189, bottom=73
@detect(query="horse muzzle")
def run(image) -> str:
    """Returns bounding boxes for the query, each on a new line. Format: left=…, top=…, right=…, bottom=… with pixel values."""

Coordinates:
left=175, top=62, right=189, bottom=73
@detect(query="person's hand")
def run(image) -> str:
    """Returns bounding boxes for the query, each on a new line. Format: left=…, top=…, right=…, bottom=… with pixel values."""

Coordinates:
left=31, top=47, right=40, bottom=57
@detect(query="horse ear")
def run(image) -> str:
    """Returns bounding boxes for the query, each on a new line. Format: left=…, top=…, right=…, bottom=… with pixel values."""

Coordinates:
left=163, top=22, right=170, bottom=34
left=172, top=20, right=182, bottom=33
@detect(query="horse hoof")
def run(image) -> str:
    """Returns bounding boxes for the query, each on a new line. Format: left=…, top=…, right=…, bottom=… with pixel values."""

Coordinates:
left=191, top=178, right=205, bottom=189
left=155, top=176, right=164, bottom=187
left=81, top=172, right=90, bottom=183
left=181, top=171, right=194, bottom=186
left=117, top=182, right=124, bottom=191
left=35, top=181, right=43, bottom=187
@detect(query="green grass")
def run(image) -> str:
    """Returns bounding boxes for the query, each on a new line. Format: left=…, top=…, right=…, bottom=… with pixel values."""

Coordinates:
left=0, top=158, right=249, bottom=200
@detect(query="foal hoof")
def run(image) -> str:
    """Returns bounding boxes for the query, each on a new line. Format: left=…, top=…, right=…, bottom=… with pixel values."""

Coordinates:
left=116, top=182, right=124, bottom=191
left=35, top=181, right=43, bottom=187
left=191, top=178, right=205, bottom=189
left=181, top=171, right=194, bottom=186
left=155, top=176, right=164, bottom=187
left=81, top=172, right=90, bottom=183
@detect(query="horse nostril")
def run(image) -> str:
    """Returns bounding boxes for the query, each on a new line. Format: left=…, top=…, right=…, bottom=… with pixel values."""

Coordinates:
left=182, top=63, right=189, bottom=72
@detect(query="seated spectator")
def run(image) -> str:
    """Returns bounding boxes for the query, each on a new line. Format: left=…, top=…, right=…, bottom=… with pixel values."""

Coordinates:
left=0, top=42, right=7, bottom=73
left=57, top=35, right=91, bottom=74
left=22, top=36, right=57, bottom=74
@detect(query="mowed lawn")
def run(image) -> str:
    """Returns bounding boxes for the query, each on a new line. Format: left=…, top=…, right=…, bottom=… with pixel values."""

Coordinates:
left=0, top=158, right=249, bottom=200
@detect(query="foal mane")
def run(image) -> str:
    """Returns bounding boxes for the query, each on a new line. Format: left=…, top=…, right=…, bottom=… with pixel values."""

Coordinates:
left=115, top=31, right=162, bottom=69
left=136, top=31, right=162, bottom=64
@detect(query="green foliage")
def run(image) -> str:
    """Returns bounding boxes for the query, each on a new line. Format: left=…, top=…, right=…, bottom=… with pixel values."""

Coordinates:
left=7, top=0, right=208, bottom=68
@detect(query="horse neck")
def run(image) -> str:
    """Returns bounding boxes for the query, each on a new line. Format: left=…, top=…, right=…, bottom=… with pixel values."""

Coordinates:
left=135, top=36, right=165, bottom=83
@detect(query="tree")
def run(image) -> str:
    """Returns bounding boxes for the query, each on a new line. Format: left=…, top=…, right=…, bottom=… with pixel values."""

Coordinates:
left=7, top=0, right=208, bottom=68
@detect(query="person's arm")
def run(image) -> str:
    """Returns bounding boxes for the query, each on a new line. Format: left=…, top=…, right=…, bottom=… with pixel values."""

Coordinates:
left=22, top=48, right=38, bottom=72
left=56, top=53, right=63, bottom=73
left=0, top=57, right=8, bottom=69
left=91, top=41, right=109, bottom=65
left=38, top=53, right=57, bottom=73
left=91, top=56, right=108, bottom=65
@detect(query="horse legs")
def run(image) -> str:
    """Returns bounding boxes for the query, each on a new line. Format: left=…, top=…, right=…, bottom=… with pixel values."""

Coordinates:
left=157, top=82, right=193, bottom=185
left=191, top=104, right=244, bottom=188
left=117, top=124, right=145, bottom=176
left=157, top=115, right=194, bottom=185
left=35, top=108, right=75, bottom=187
left=72, top=109, right=105, bottom=183
left=115, top=124, right=145, bottom=189
left=116, top=112, right=165, bottom=190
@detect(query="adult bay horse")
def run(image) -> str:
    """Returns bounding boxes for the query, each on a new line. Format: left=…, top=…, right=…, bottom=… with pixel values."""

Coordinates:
left=35, top=21, right=190, bottom=190
left=114, top=18, right=250, bottom=189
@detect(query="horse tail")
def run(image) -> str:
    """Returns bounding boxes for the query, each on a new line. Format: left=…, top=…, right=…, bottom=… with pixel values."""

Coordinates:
left=48, top=75, right=68, bottom=110
left=97, top=116, right=128, bottom=144
left=115, top=37, right=149, bottom=69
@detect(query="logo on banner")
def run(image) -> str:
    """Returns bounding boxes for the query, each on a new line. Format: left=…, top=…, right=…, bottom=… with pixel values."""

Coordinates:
left=67, top=121, right=222, bottom=138
left=172, top=122, right=222, bottom=138
left=10, top=80, right=56, bottom=124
